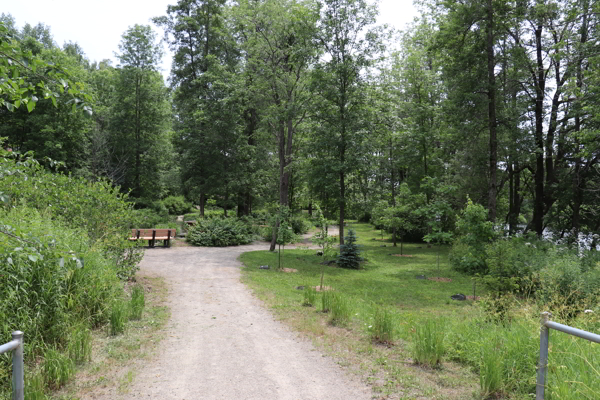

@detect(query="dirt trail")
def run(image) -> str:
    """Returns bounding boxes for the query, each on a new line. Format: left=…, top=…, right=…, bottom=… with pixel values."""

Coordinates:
left=96, top=240, right=370, bottom=400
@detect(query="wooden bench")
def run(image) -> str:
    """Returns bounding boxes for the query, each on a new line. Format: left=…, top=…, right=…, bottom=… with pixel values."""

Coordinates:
left=129, top=228, right=177, bottom=248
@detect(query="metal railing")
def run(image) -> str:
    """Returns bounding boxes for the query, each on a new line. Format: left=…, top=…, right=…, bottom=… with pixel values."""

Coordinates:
left=536, top=312, right=600, bottom=400
left=0, top=331, right=24, bottom=400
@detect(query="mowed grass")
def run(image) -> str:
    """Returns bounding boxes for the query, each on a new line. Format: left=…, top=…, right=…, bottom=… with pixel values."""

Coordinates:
left=240, top=222, right=482, bottom=399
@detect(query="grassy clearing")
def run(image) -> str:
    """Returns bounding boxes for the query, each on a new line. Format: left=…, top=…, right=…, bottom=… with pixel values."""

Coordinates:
left=241, top=222, right=480, bottom=399
left=53, top=275, right=170, bottom=399
left=240, top=222, right=599, bottom=399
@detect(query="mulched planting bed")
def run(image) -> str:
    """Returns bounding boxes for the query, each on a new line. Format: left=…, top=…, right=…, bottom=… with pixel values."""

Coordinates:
left=427, top=277, right=452, bottom=282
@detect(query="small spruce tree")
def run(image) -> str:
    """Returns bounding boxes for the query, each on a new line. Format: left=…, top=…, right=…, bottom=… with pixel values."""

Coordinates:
left=337, top=228, right=362, bottom=269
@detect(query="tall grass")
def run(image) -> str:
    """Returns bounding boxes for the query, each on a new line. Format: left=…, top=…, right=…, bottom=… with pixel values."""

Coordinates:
left=42, top=347, right=74, bottom=389
left=129, top=284, right=145, bottom=320
left=479, top=339, right=503, bottom=398
left=370, top=307, right=395, bottom=344
left=109, top=300, right=128, bottom=336
left=412, top=318, right=445, bottom=368
left=67, top=325, right=92, bottom=364
left=322, top=290, right=333, bottom=313
left=329, top=293, right=352, bottom=326
left=302, top=286, right=317, bottom=307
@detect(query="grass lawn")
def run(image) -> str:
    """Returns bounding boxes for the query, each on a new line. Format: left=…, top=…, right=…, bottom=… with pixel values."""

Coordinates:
left=240, top=222, right=483, bottom=399
left=241, top=222, right=599, bottom=400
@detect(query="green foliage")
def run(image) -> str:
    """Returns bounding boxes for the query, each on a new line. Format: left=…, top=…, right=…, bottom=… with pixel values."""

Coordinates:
left=131, top=208, right=171, bottom=229
left=412, top=319, right=445, bottom=368
left=337, top=228, right=362, bottom=269
left=449, top=197, right=497, bottom=274
left=129, top=285, right=145, bottom=320
left=289, top=215, right=312, bottom=235
left=0, top=207, right=122, bottom=375
left=162, top=195, right=192, bottom=215
left=186, top=218, right=253, bottom=247
left=109, top=299, right=128, bottom=336
left=41, top=347, right=74, bottom=389
left=370, top=307, right=395, bottom=344
left=0, top=147, right=135, bottom=243
left=302, top=286, right=317, bottom=307
left=0, top=21, right=91, bottom=113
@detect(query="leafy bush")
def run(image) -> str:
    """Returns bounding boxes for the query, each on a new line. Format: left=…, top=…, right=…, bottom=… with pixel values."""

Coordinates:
left=0, top=208, right=122, bottom=361
left=162, top=195, right=193, bottom=215
left=186, top=218, right=253, bottom=247
left=130, top=208, right=171, bottom=229
left=337, top=228, right=362, bottom=269
left=449, top=197, right=496, bottom=274
left=289, top=215, right=312, bottom=234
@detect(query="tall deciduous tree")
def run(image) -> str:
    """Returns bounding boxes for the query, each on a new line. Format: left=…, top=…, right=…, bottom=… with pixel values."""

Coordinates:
left=311, top=0, right=382, bottom=244
left=113, top=24, right=172, bottom=199
left=234, top=0, right=321, bottom=250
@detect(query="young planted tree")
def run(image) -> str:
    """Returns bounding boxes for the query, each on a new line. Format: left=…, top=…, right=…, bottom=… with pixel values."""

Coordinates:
left=337, top=228, right=362, bottom=269
left=276, top=205, right=295, bottom=269
left=381, top=184, right=425, bottom=255
left=312, top=205, right=337, bottom=290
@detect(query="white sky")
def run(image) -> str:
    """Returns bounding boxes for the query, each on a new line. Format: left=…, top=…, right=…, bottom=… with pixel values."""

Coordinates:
left=2, top=0, right=419, bottom=80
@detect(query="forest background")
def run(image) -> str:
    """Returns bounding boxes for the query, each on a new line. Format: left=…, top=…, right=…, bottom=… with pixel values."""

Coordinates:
left=2, top=0, right=599, bottom=247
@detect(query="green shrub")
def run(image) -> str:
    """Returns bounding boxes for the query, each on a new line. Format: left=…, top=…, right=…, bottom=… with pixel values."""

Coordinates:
left=42, top=347, right=74, bottom=389
left=129, top=284, right=145, bottom=320
left=0, top=207, right=122, bottom=380
left=370, top=307, right=395, bottom=344
left=289, top=215, right=312, bottom=234
left=162, top=195, right=193, bottom=215
left=130, top=208, right=171, bottom=229
left=449, top=197, right=496, bottom=274
left=302, top=286, right=317, bottom=307
left=413, top=319, right=445, bottom=367
left=186, top=218, right=253, bottom=247
left=337, top=228, right=362, bottom=269
left=109, top=300, right=128, bottom=336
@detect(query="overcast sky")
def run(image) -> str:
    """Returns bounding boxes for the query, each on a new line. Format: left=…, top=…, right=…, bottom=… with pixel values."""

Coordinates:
left=3, top=0, right=420, bottom=79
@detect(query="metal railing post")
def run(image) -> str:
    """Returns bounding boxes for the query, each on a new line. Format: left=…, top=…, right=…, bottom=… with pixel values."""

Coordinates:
left=536, top=312, right=550, bottom=400
left=12, top=331, right=24, bottom=400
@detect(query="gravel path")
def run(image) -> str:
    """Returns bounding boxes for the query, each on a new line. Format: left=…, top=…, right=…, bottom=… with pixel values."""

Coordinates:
left=111, top=240, right=370, bottom=399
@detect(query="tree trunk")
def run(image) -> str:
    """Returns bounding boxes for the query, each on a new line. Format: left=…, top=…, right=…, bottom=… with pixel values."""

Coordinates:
left=390, top=138, right=396, bottom=247
left=339, top=170, right=345, bottom=245
left=270, top=118, right=293, bottom=251
left=532, top=22, right=546, bottom=237
left=486, top=0, right=498, bottom=222
left=200, top=193, right=205, bottom=218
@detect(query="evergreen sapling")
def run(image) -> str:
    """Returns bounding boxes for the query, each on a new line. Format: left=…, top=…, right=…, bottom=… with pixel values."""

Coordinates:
left=337, top=228, right=362, bottom=269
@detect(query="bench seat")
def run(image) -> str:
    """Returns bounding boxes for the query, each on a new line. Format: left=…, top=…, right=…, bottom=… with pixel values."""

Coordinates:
left=129, top=228, right=177, bottom=247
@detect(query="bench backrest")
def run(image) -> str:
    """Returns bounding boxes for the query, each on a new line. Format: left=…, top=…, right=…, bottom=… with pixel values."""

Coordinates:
left=131, top=228, right=177, bottom=238
left=153, top=229, right=176, bottom=238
